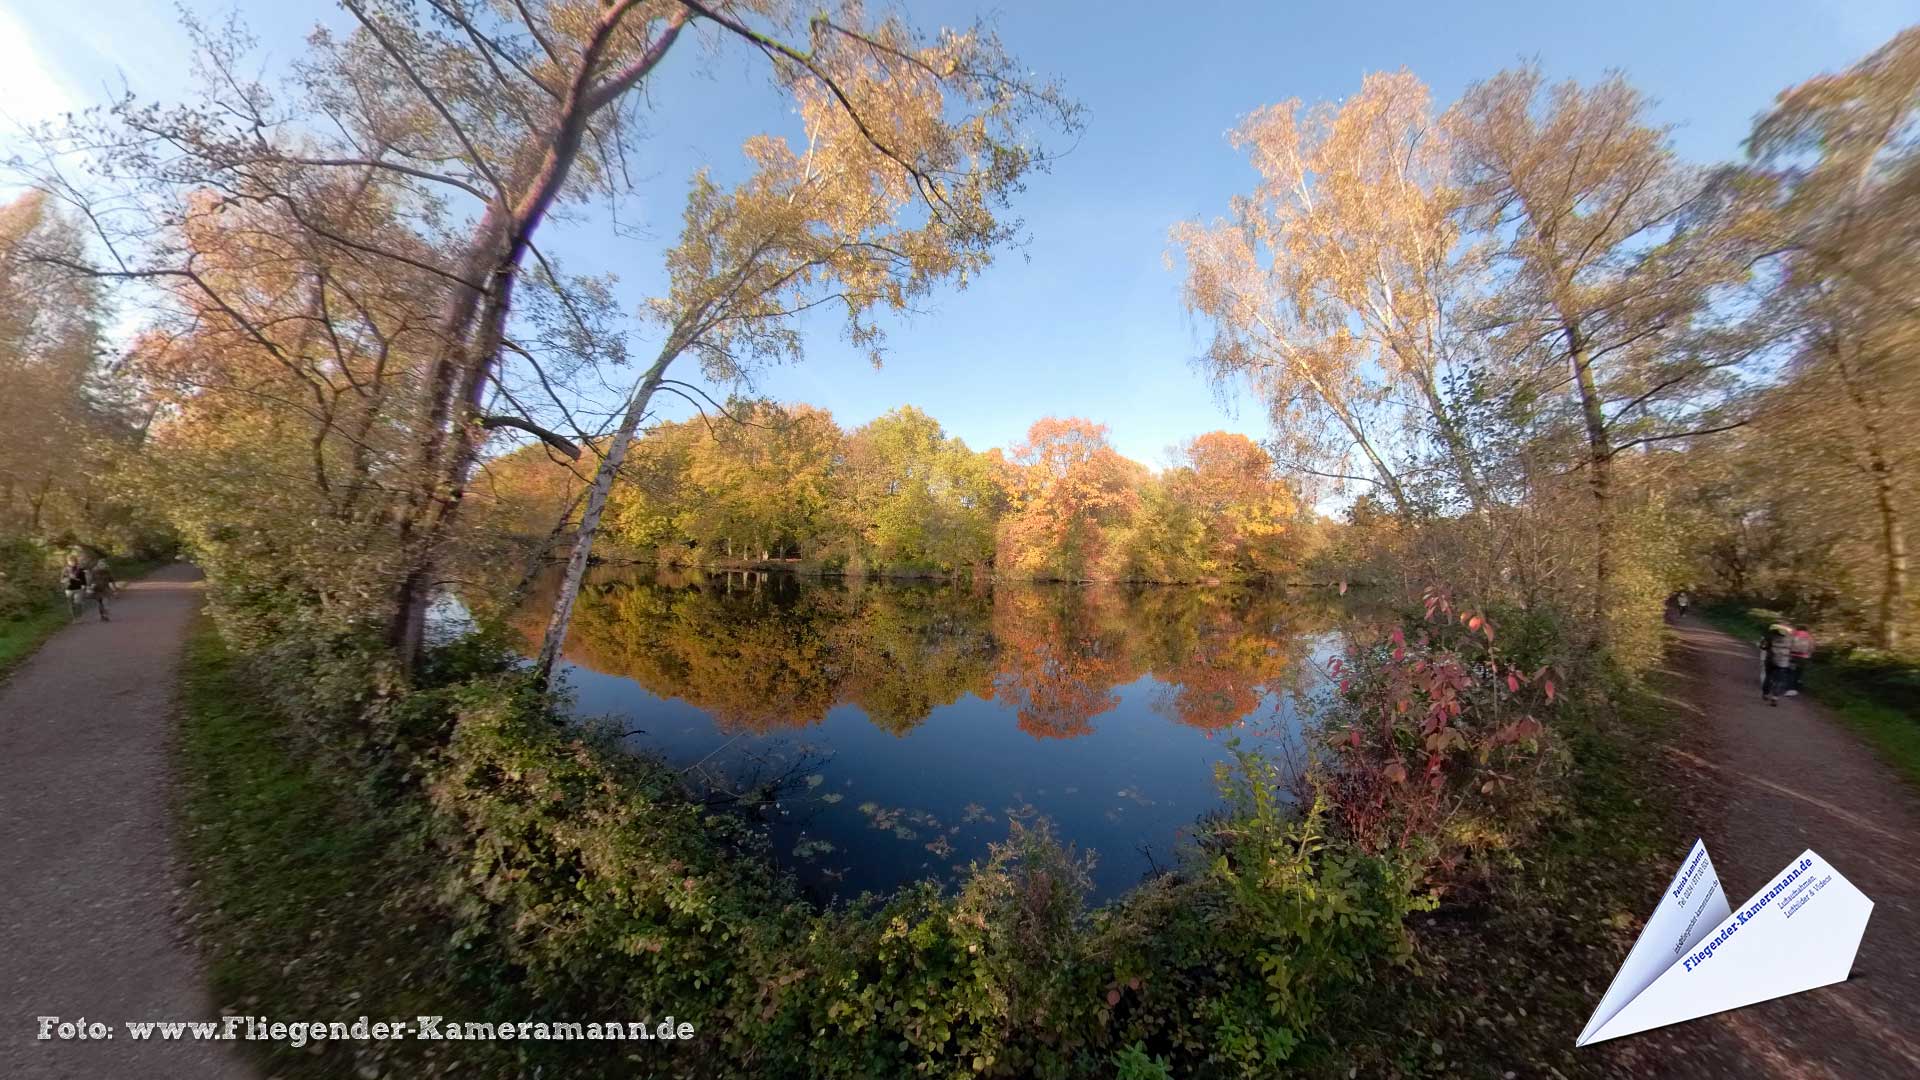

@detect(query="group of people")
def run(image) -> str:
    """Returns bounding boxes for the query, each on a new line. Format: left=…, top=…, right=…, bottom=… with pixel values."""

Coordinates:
left=61, top=552, right=116, bottom=622
left=1758, top=621, right=1815, bottom=706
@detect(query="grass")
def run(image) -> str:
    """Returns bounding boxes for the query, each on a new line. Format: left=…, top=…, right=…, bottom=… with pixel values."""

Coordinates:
left=172, top=621, right=586, bottom=1079
left=0, top=557, right=171, bottom=679
left=0, top=603, right=76, bottom=676
left=1699, top=602, right=1920, bottom=793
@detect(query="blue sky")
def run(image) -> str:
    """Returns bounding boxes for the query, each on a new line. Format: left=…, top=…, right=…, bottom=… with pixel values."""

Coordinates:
left=2, top=0, right=1912, bottom=468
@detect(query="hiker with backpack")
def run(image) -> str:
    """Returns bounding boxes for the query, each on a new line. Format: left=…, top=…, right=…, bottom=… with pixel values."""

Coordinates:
left=85, top=556, right=115, bottom=622
left=1787, top=625, right=1815, bottom=697
left=1759, top=623, right=1795, bottom=706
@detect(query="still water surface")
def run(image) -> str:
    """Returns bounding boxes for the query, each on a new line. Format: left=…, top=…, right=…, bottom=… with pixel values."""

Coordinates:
left=522, top=568, right=1343, bottom=904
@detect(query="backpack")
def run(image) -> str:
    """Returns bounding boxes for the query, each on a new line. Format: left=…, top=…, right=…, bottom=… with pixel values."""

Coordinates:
left=1767, top=633, right=1793, bottom=666
left=64, top=566, right=87, bottom=591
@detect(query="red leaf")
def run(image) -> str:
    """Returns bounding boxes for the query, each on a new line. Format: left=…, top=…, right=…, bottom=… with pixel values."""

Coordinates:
left=1544, top=680, right=1556, bottom=703
left=1468, top=615, right=1483, bottom=631
left=1506, top=672, right=1520, bottom=693
left=1107, top=989, right=1121, bottom=1006
left=1338, top=580, right=1348, bottom=595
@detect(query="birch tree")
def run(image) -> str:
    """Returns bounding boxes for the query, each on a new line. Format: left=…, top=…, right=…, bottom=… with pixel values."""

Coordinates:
left=534, top=38, right=1075, bottom=678
left=1175, top=73, right=1489, bottom=513
left=1447, top=66, right=1766, bottom=642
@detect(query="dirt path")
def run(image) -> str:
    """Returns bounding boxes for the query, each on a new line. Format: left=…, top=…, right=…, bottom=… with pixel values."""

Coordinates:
left=0, top=564, right=253, bottom=1079
left=1612, top=616, right=1920, bottom=1078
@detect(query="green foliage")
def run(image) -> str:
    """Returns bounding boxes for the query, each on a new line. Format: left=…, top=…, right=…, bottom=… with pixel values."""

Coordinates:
left=0, top=534, right=58, bottom=621
left=1112, top=1042, right=1174, bottom=1080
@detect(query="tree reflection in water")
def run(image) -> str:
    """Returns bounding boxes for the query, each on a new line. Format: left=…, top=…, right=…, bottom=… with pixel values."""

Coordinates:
left=511, top=566, right=1341, bottom=902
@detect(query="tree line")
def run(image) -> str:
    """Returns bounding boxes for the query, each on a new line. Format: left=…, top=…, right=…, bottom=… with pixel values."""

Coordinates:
left=485, top=404, right=1306, bottom=584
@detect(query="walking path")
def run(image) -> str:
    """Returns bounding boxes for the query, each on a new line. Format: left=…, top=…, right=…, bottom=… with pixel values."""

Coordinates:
left=1617, top=616, right=1920, bottom=1078
left=0, top=564, right=253, bottom=1079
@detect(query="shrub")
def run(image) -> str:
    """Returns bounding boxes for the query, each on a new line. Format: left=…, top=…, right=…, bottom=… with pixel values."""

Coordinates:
left=0, top=535, right=59, bottom=620
left=1316, top=586, right=1568, bottom=880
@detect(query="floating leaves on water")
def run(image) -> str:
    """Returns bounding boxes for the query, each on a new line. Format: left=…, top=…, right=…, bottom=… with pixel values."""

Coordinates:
left=791, top=838, right=837, bottom=860
left=960, top=802, right=992, bottom=824
left=858, top=802, right=880, bottom=816
left=925, top=835, right=954, bottom=858
left=805, top=774, right=825, bottom=789
left=892, top=825, right=919, bottom=841
left=821, top=793, right=844, bottom=804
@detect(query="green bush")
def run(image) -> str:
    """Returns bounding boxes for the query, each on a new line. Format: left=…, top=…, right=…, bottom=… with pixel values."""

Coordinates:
left=0, top=535, right=59, bottom=620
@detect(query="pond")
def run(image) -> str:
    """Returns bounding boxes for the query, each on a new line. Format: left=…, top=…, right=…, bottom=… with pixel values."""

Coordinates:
left=514, top=567, right=1347, bottom=905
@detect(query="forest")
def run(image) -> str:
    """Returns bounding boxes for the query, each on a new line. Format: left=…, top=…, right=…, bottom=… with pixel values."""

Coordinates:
left=489, top=407, right=1304, bottom=582
left=1, top=3, right=1917, bottom=1078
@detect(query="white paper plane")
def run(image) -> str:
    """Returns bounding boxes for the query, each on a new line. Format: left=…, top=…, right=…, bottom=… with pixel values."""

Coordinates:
left=1578, top=843, right=1873, bottom=1046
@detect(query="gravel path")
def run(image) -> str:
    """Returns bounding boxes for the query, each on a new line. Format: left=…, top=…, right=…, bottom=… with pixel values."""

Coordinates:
left=1614, top=615, right=1920, bottom=1078
left=0, top=563, right=253, bottom=1079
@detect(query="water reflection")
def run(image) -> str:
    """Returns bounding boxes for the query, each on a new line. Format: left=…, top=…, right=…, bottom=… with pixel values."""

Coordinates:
left=515, top=567, right=1341, bottom=903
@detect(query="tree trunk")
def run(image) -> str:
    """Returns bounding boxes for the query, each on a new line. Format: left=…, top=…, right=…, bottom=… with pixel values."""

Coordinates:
left=1415, top=368, right=1490, bottom=511
left=534, top=355, right=673, bottom=681
left=1567, top=324, right=1615, bottom=644
left=1836, top=347, right=1907, bottom=650
left=505, top=486, right=590, bottom=609
left=386, top=7, right=688, bottom=673
left=1329, top=400, right=1411, bottom=514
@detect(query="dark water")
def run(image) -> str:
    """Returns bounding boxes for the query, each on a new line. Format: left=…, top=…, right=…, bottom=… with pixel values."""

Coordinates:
left=521, top=568, right=1343, bottom=904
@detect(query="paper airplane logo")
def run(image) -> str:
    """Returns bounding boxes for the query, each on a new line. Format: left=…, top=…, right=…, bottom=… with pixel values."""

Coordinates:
left=1578, top=840, right=1873, bottom=1046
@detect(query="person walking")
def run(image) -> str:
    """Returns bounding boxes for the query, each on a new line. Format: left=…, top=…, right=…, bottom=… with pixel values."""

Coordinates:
left=85, top=556, right=115, bottom=622
left=1787, top=625, right=1815, bottom=697
left=1673, top=589, right=1691, bottom=621
left=1759, top=622, right=1794, bottom=706
left=61, top=554, right=89, bottom=617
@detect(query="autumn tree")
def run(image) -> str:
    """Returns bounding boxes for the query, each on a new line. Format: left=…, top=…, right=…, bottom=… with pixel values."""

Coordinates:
left=0, top=191, right=157, bottom=552
left=1175, top=73, right=1495, bottom=512
left=835, top=406, right=1000, bottom=573
left=994, top=417, right=1142, bottom=581
left=1447, top=66, right=1767, bottom=642
left=1740, top=27, right=1920, bottom=648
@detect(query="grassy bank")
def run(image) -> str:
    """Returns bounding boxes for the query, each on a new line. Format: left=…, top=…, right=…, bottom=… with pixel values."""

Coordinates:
left=172, top=623, right=611, bottom=1079
left=1700, top=603, right=1920, bottom=791
left=0, top=603, right=73, bottom=676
